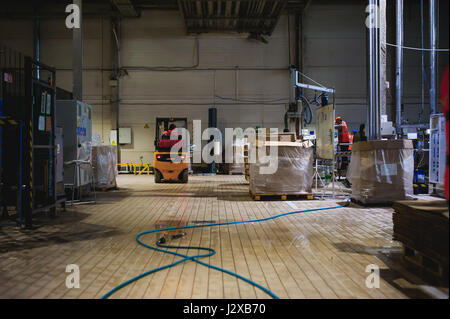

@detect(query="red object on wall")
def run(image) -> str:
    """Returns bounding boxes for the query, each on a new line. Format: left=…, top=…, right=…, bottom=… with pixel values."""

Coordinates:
left=440, top=65, right=449, bottom=200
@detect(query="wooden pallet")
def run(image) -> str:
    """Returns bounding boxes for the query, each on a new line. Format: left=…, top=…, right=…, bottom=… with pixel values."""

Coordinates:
left=250, top=192, right=313, bottom=201
left=350, top=197, right=393, bottom=207
left=402, top=245, right=448, bottom=281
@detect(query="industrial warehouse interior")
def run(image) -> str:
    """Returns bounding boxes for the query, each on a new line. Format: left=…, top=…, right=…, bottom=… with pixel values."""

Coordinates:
left=0, top=0, right=449, bottom=307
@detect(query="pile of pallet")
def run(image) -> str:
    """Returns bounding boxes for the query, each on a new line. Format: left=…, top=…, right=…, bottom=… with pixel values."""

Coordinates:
left=244, top=144, right=250, bottom=181
left=247, top=130, right=314, bottom=200
left=393, top=200, right=449, bottom=282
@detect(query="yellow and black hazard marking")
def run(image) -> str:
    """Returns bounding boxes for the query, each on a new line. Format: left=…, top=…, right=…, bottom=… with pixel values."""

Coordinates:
left=335, top=151, right=352, bottom=157
left=0, top=118, right=21, bottom=126
left=29, top=120, right=33, bottom=210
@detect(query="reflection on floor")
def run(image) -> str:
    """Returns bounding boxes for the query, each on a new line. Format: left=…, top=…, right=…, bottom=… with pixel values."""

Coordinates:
left=0, top=175, right=448, bottom=299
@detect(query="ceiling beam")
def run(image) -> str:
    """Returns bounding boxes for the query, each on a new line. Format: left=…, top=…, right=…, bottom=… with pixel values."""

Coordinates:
left=110, top=0, right=140, bottom=17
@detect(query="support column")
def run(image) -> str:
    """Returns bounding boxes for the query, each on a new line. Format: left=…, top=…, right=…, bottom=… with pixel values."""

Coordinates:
left=72, top=0, right=83, bottom=101
left=367, top=0, right=380, bottom=140
left=429, top=0, right=437, bottom=115
left=395, top=0, right=403, bottom=135
left=367, top=0, right=383, bottom=140
left=379, top=0, right=387, bottom=118
left=111, top=18, right=121, bottom=162
left=33, top=17, right=40, bottom=79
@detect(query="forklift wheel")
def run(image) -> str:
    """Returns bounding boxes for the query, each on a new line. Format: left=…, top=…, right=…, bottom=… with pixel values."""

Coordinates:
left=155, top=170, right=162, bottom=183
left=181, top=170, right=188, bottom=183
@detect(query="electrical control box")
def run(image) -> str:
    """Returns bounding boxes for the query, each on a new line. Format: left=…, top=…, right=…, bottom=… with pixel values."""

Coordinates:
left=429, top=113, right=446, bottom=185
left=55, top=126, right=64, bottom=195
left=119, top=127, right=132, bottom=144
left=56, top=100, right=92, bottom=188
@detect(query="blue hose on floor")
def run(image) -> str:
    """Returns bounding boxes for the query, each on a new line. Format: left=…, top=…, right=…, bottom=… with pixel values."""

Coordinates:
left=101, top=201, right=349, bottom=299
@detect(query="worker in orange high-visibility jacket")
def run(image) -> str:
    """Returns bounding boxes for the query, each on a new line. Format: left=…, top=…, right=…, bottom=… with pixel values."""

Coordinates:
left=335, top=117, right=350, bottom=151
left=440, top=65, right=449, bottom=200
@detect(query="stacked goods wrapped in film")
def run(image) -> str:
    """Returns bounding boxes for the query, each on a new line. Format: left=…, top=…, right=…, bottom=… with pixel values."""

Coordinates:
left=392, top=200, right=449, bottom=267
left=348, top=139, right=414, bottom=204
left=92, top=145, right=118, bottom=189
left=249, top=139, right=314, bottom=195
left=223, top=145, right=245, bottom=174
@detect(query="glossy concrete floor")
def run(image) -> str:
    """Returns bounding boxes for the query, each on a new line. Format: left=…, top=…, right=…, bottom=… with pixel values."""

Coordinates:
left=0, top=175, right=448, bottom=299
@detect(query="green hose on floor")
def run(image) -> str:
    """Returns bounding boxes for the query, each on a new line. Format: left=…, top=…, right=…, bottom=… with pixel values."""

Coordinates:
left=102, top=200, right=349, bottom=299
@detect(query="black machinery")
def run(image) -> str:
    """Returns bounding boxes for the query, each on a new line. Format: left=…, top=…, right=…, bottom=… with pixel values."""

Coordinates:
left=1, top=44, right=63, bottom=229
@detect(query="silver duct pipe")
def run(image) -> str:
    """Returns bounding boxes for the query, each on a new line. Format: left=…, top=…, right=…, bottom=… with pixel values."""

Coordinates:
left=367, top=0, right=380, bottom=140
left=395, top=0, right=403, bottom=136
left=429, top=0, right=437, bottom=115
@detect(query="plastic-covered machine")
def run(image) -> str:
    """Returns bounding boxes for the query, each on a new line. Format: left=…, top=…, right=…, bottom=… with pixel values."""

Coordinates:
left=348, top=139, right=414, bottom=204
left=92, top=145, right=117, bottom=190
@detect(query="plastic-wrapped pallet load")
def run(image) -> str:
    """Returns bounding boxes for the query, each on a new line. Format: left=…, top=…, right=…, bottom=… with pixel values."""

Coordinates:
left=92, top=145, right=118, bottom=190
left=249, top=140, right=314, bottom=195
left=348, top=139, right=414, bottom=204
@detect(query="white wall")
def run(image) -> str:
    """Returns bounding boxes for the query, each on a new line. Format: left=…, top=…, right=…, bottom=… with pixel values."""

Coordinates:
left=117, top=10, right=290, bottom=164
left=302, top=0, right=368, bottom=132
left=2, top=1, right=447, bottom=164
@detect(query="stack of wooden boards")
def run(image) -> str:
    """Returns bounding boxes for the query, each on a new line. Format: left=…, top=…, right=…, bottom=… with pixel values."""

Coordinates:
left=348, top=139, right=414, bottom=205
left=244, top=144, right=250, bottom=181
left=393, top=200, right=449, bottom=281
left=92, top=145, right=118, bottom=190
left=247, top=130, right=314, bottom=200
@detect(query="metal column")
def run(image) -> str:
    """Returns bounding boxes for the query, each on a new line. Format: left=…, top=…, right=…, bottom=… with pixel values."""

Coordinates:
left=367, top=0, right=381, bottom=140
left=395, top=0, right=403, bottom=135
left=73, top=0, right=83, bottom=101
left=429, top=0, right=437, bottom=115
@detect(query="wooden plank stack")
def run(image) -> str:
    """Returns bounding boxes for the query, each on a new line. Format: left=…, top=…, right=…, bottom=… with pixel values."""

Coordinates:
left=244, top=144, right=250, bottom=181
left=393, top=200, right=449, bottom=281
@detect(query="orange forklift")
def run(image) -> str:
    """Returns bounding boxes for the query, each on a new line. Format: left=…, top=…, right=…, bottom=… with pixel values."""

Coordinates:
left=153, top=117, right=189, bottom=183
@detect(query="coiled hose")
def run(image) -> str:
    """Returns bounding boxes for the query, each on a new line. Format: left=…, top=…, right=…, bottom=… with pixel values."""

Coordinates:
left=102, top=201, right=349, bottom=299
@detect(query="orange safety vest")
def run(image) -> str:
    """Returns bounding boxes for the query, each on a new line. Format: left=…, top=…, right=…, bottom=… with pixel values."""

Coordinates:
left=337, top=121, right=350, bottom=143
